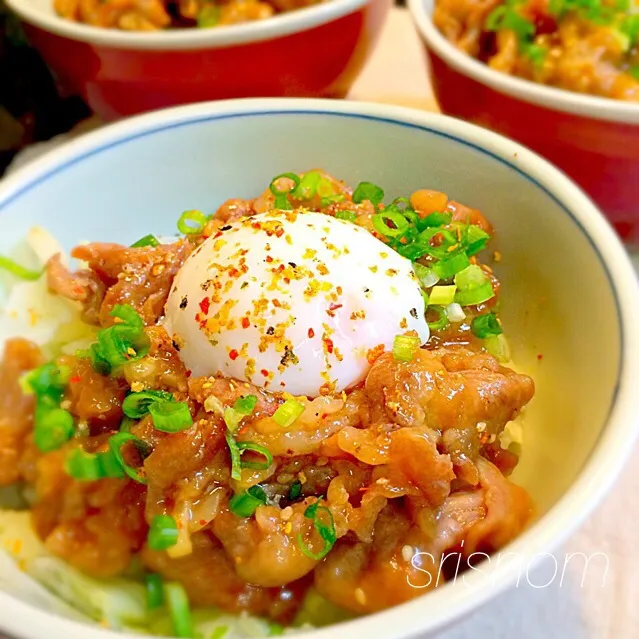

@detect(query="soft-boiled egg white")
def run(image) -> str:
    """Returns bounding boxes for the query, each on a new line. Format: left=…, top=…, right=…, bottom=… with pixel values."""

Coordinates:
left=165, top=211, right=429, bottom=397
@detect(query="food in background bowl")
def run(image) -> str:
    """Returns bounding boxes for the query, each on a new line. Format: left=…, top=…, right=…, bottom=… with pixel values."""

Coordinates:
left=434, top=0, right=639, bottom=101
left=55, top=0, right=323, bottom=31
left=0, top=170, right=535, bottom=636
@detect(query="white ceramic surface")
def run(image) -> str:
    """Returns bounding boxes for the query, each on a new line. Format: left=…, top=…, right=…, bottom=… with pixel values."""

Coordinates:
left=5, top=0, right=367, bottom=48
left=408, top=0, right=639, bottom=124
left=1, top=99, right=638, bottom=639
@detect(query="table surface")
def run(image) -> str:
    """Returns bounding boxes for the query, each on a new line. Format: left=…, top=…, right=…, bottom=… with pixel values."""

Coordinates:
left=4, top=8, right=639, bottom=639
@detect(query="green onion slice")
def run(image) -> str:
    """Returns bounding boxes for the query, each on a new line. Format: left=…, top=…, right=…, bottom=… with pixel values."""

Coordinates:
left=225, top=431, right=242, bottom=481
left=149, top=401, right=193, bottom=433
left=433, top=251, right=470, bottom=280
left=122, top=390, right=174, bottom=418
left=108, top=432, right=148, bottom=484
left=413, top=263, right=440, bottom=288
left=0, top=255, right=43, bottom=281
left=131, top=234, right=160, bottom=248
left=392, top=334, right=421, bottom=363
left=421, top=211, right=452, bottom=228
left=229, top=485, right=268, bottom=518
left=164, top=582, right=195, bottom=639
left=269, top=173, right=300, bottom=211
left=352, top=182, right=384, bottom=205
left=455, top=264, right=490, bottom=290
left=272, top=399, right=305, bottom=428
left=293, top=171, right=321, bottom=199
left=34, top=407, right=74, bottom=452
left=288, top=480, right=302, bottom=501
left=462, top=225, right=491, bottom=257
left=197, top=4, right=219, bottom=27
left=419, top=227, right=460, bottom=259
left=237, top=441, right=273, bottom=470
left=145, top=573, right=164, bottom=610
left=177, top=210, right=208, bottom=235
left=334, top=211, right=357, bottom=222
left=233, top=395, right=258, bottom=415
left=428, top=284, right=457, bottom=306
left=455, top=282, right=495, bottom=306
left=148, top=514, right=179, bottom=551
left=427, top=306, right=450, bottom=331
left=297, top=501, right=336, bottom=561
left=372, top=211, right=409, bottom=238
left=65, top=448, right=125, bottom=481
left=471, top=313, right=503, bottom=339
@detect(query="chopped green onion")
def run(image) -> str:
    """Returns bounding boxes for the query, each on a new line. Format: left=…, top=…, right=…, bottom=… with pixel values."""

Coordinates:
left=471, top=313, right=503, bottom=338
left=320, top=194, right=345, bottom=207
left=445, top=302, right=466, bottom=323
left=210, top=626, right=229, bottom=639
left=145, top=574, right=164, bottom=610
left=455, top=264, right=489, bottom=290
left=521, top=42, right=548, bottom=67
left=392, top=334, right=421, bottom=363
left=419, top=227, right=460, bottom=259
left=223, top=406, right=242, bottom=433
left=352, top=182, right=384, bottom=206
left=485, top=4, right=535, bottom=41
left=119, top=416, right=136, bottom=433
left=272, top=399, right=305, bottom=428
left=0, top=255, right=42, bottom=280
left=455, top=282, right=495, bottom=306
left=334, top=211, right=357, bottom=222
left=397, top=243, right=430, bottom=261
left=433, top=251, right=470, bottom=280
left=421, top=211, right=452, bottom=228
left=268, top=623, right=284, bottom=636
left=148, top=514, right=179, bottom=551
left=372, top=212, right=409, bottom=238
left=233, top=395, right=257, bottom=415
left=297, top=501, right=336, bottom=561
left=25, top=362, right=71, bottom=397
left=164, top=582, right=194, bottom=639
left=225, top=431, right=242, bottom=481
left=122, top=390, right=174, bottom=418
left=630, top=66, right=639, bottom=80
left=229, top=485, right=267, bottom=518
left=65, top=448, right=125, bottom=481
left=34, top=408, right=74, bottom=452
left=428, top=285, right=457, bottom=306
left=462, top=225, right=491, bottom=257
left=197, top=4, right=220, bottom=27
left=413, top=263, right=440, bottom=288
left=427, top=306, right=450, bottom=331
left=237, top=441, right=273, bottom=470
left=149, top=401, right=193, bottom=433
left=131, top=234, right=160, bottom=248
left=621, top=14, right=639, bottom=47
left=288, top=480, right=302, bottom=501
left=90, top=305, right=150, bottom=372
left=177, top=210, right=208, bottom=235
left=484, top=334, right=511, bottom=363
left=108, top=432, right=148, bottom=484
left=269, top=173, right=300, bottom=211
left=293, top=171, right=321, bottom=199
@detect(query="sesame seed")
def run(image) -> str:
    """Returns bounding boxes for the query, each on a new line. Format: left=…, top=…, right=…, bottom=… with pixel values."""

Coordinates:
left=354, top=588, right=367, bottom=606
left=402, top=545, right=414, bottom=562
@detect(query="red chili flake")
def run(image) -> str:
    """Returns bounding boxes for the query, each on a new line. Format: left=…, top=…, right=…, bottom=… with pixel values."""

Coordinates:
left=537, top=353, right=543, bottom=361
left=275, top=228, right=284, bottom=238
left=213, top=231, right=223, bottom=239
left=329, top=303, right=343, bottom=311
left=69, top=375, right=82, bottom=384
left=199, top=520, right=207, bottom=526
left=229, top=349, right=239, bottom=361
left=185, top=370, right=192, bottom=378
left=241, top=317, right=250, bottom=329
left=260, top=369, right=269, bottom=377
left=325, top=338, right=334, bottom=354
left=273, top=299, right=282, bottom=308
left=308, top=328, right=315, bottom=338
left=252, top=222, right=261, bottom=230
left=228, top=267, right=240, bottom=278
left=73, top=286, right=84, bottom=296
left=199, top=297, right=210, bottom=314
left=265, top=255, right=273, bottom=263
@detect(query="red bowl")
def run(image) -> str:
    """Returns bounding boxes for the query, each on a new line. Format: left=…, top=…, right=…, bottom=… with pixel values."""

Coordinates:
left=408, top=0, right=639, bottom=244
left=7, top=0, right=391, bottom=121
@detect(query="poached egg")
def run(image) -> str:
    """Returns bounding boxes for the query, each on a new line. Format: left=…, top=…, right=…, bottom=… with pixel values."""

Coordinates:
left=165, top=211, right=429, bottom=397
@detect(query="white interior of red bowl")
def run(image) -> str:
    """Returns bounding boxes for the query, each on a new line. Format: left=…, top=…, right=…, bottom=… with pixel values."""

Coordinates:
left=408, top=0, right=639, bottom=124
left=0, top=99, right=638, bottom=639
left=5, top=0, right=367, bottom=49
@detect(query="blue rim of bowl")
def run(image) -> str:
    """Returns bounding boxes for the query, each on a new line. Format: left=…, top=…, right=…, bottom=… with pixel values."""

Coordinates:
left=0, top=105, right=632, bottom=639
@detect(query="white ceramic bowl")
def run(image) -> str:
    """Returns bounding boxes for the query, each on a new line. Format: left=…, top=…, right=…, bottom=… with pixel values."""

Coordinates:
left=1, top=98, right=638, bottom=639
